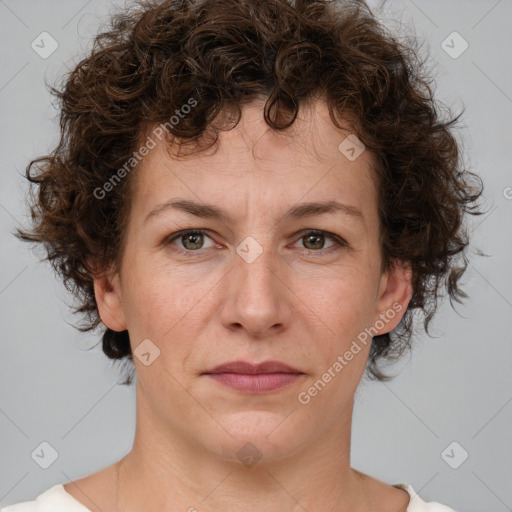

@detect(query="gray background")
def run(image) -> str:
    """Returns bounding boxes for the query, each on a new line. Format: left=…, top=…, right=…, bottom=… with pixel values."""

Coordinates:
left=1, top=0, right=511, bottom=510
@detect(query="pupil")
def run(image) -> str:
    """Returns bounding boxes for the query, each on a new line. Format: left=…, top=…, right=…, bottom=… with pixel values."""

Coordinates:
left=305, top=233, right=324, bottom=249
left=184, top=233, right=202, bottom=250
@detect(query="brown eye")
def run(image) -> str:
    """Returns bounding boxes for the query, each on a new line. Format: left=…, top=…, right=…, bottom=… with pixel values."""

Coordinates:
left=295, top=230, right=344, bottom=252
left=167, top=230, right=216, bottom=252
left=302, top=232, right=327, bottom=250
left=181, top=232, right=204, bottom=250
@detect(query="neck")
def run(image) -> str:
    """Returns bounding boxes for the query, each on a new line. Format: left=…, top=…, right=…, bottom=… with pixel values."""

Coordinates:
left=114, top=384, right=370, bottom=512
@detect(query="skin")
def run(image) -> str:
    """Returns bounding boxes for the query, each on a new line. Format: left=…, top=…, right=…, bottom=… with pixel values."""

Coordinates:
left=64, top=97, right=413, bottom=512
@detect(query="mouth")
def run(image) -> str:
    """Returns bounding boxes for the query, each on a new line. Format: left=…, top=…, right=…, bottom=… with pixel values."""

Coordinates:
left=203, top=360, right=305, bottom=393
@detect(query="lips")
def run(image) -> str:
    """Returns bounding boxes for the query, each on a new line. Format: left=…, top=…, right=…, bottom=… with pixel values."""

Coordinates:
left=203, top=360, right=305, bottom=393
left=204, top=360, right=302, bottom=375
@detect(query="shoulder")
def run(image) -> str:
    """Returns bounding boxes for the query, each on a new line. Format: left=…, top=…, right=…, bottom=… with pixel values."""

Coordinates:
left=1, top=483, right=90, bottom=512
left=394, top=483, right=459, bottom=512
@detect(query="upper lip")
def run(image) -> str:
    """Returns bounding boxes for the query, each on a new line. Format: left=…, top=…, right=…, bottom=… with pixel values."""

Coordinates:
left=204, top=360, right=303, bottom=374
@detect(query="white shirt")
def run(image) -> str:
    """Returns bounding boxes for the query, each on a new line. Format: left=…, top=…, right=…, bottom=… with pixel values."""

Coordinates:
left=1, top=482, right=458, bottom=511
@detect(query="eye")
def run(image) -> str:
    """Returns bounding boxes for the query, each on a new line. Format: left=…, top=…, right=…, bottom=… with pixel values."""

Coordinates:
left=166, top=229, right=216, bottom=253
left=292, top=230, right=346, bottom=253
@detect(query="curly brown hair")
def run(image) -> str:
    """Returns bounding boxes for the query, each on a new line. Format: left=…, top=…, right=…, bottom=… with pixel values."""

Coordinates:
left=17, top=0, right=484, bottom=385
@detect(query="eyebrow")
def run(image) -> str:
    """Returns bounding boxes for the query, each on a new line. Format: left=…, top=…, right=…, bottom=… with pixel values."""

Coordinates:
left=144, top=199, right=364, bottom=225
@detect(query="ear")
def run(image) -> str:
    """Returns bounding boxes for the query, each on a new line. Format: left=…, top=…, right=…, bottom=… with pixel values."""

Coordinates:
left=92, top=264, right=127, bottom=332
left=372, top=260, right=413, bottom=336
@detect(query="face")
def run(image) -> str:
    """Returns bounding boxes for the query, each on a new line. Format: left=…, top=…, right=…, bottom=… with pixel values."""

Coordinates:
left=95, top=98, right=411, bottom=464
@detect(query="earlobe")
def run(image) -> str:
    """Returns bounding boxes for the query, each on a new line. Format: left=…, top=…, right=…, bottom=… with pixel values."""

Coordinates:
left=374, top=260, right=413, bottom=335
left=93, top=270, right=127, bottom=332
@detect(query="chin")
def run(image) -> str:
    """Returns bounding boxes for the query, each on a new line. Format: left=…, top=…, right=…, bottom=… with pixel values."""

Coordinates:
left=201, top=410, right=308, bottom=467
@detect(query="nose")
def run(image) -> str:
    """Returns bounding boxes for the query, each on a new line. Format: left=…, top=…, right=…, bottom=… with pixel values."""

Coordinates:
left=219, top=239, right=291, bottom=338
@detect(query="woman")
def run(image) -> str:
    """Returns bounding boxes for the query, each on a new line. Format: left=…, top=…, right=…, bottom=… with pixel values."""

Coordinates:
left=4, top=0, right=483, bottom=510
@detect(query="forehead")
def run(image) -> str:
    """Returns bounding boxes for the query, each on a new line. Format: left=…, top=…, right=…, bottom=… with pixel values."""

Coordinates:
left=131, top=99, right=378, bottom=222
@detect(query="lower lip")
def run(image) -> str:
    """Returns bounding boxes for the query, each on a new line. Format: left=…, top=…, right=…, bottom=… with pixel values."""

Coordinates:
left=206, top=372, right=303, bottom=393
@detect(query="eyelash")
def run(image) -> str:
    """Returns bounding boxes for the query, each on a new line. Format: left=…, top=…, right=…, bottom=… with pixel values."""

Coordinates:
left=164, top=229, right=347, bottom=257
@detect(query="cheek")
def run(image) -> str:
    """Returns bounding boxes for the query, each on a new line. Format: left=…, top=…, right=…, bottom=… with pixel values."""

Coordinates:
left=299, top=264, right=374, bottom=320
left=122, top=274, right=168, bottom=334
left=295, top=267, right=376, bottom=362
left=120, top=257, right=217, bottom=357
